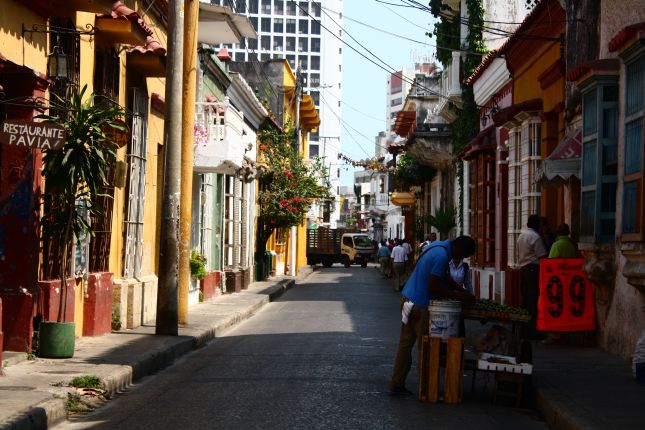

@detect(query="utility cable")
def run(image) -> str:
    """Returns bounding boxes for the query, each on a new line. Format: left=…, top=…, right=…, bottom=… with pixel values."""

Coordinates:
left=320, top=92, right=391, bottom=156
left=296, top=2, right=459, bottom=106
left=322, top=90, right=386, bottom=124
left=319, top=93, right=373, bottom=158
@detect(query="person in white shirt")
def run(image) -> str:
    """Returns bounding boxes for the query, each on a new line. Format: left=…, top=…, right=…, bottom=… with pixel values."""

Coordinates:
left=401, top=238, right=412, bottom=271
left=391, top=239, right=408, bottom=292
left=517, top=214, right=548, bottom=338
left=448, top=258, right=472, bottom=294
left=420, top=233, right=437, bottom=253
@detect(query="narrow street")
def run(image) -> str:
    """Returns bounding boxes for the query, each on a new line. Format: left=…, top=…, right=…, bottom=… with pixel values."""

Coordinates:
left=56, top=267, right=546, bottom=430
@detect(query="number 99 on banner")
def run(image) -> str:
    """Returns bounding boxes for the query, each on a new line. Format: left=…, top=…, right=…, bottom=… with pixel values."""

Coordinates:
left=538, top=259, right=595, bottom=332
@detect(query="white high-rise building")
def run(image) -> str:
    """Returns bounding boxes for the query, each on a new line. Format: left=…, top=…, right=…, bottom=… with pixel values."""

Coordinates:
left=210, top=0, right=343, bottom=226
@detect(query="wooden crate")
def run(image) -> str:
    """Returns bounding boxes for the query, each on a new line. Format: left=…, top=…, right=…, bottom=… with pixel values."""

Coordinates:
left=418, top=336, right=464, bottom=404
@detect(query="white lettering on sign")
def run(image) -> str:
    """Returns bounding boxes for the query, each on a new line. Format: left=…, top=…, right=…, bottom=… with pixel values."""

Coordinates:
left=0, top=120, right=66, bottom=150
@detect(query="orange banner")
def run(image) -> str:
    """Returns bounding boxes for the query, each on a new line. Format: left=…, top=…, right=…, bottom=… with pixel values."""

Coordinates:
left=537, top=258, right=595, bottom=332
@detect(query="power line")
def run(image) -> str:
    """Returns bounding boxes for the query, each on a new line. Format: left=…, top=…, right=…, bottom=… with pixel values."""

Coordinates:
left=338, top=11, right=488, bottom=56
left=322, top=90, right=386, bottom=123
left=296, top=1, right=459, bottom=106
left=392, top=0, right=570, bottom=41
left=374, top=1, right=432, bottom=31
left=319, top=92, right=373, bottom=158
left=319, top=92, right=392, bottom=157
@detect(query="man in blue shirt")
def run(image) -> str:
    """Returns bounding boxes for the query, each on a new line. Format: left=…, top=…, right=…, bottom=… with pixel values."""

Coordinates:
left=388, top=236, right=476, bottom=395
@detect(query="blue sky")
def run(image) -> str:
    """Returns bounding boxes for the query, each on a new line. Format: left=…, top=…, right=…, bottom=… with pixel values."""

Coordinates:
left=334, top=0, right=437, bottom=187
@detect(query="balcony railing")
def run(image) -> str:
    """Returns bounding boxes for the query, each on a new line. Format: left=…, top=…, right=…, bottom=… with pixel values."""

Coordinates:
left=437, top=51, right=463, bottom=123
left=193, top=98, right=246, bottom=174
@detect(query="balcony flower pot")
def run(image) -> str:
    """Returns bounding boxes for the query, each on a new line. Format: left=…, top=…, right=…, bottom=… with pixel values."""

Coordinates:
left=38, top=321, right=76, bottom=358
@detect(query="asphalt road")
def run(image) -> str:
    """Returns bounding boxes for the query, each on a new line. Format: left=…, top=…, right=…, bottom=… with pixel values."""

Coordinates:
left=56, top=265, right=547, bottom=430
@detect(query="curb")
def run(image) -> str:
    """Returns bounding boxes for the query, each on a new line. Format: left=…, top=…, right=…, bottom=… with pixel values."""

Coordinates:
left=533, top=377, right=599, bottom=430
left=259, top=278, right=296, bottom=302
left=1, top=278, right=296, bottom=430
left=1, top=352, right=29, bottom=369
left=0, top=398, right=66, bottom=430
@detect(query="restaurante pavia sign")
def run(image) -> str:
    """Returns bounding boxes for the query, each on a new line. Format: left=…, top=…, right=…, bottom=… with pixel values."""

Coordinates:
left=0, top=120, right=66, bottom=150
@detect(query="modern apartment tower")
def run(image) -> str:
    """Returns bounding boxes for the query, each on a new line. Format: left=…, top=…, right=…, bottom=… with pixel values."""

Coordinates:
left=209, top=0, right=344, bottom=227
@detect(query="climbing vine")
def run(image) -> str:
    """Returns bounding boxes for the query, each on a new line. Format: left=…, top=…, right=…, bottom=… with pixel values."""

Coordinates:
left=429, top=0, right=460, bottom=67
left=394, top=153, right=437, bottom=188
left=429, top=0, right=487, bottom=155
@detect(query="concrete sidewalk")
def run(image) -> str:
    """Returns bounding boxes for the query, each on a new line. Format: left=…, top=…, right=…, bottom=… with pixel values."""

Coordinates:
left=532, top=342, right=645, bottom=430
left=0, top=275, right=299, bottom=430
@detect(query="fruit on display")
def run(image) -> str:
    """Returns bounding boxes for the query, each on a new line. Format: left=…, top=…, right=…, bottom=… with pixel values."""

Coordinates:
left=463, top=299, right=530, bottom=321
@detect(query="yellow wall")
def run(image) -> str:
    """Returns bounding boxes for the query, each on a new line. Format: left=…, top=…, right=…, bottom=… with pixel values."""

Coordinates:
left=512, top=40, right=566, bottom=226
left=0, top=3, right=48, bottom=73
left=108, top=1, right=167, bottom=279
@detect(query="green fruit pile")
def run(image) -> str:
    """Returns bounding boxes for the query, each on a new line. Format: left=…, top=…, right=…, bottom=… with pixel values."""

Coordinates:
left=463, top=299, right=530, bottom=321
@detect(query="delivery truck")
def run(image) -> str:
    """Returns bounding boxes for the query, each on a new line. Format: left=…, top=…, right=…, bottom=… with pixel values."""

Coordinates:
left=306, top=228, right=374, bottom=268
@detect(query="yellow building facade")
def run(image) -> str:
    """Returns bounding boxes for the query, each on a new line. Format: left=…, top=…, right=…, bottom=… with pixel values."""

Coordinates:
left=262, top=60, right=320, bottom=277
left=0, top=0, right=168, bottom=349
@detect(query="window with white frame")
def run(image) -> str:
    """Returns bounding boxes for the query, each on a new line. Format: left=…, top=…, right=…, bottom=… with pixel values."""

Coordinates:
left=224, top=175, right=235, bottom=268
left=507, top=117, right=541, bottom=266
left=124, top=88, right=148, bottom=279
left=579, top=77, right=618, bottom=243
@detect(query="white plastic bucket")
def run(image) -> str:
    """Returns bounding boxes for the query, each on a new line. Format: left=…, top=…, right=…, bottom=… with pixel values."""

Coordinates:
left=428, top=300, right=462, bottom=339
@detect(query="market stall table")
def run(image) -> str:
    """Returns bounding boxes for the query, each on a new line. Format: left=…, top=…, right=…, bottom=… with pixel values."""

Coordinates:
left=461, top=303, right=533, bottom=405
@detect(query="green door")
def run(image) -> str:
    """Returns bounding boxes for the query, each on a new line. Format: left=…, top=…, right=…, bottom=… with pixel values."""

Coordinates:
left=211, top=173, right=224, bottom=271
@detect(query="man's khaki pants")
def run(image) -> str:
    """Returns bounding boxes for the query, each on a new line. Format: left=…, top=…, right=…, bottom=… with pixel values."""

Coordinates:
left=379, top=256, right=390, bottom=275
left=390, top=300, right=429, bottom=390
left=393, top=262, right=406, bottom=291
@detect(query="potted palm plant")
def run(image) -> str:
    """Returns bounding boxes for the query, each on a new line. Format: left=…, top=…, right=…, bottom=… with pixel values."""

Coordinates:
left=38, top=85, right=127, bottom=358
left=426, top=207, right=457, bottom=240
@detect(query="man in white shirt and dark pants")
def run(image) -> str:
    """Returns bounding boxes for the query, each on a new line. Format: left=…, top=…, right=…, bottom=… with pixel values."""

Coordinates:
left=391, top=239, right=408, bottom=292
left=517, top=214, right=547, bottom=338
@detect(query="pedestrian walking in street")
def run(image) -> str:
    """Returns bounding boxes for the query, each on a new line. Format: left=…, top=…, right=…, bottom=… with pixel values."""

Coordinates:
left=517, top=214, right=548, bottom=339
left=548, top=223, right=578, bottom=258
left=388, top=236, right=476, bottom=396
left=377, top=240, right=392, bottom=277
left=391, top=239, right=408, bottom=291
left=419, top=232, right=437, bottom=253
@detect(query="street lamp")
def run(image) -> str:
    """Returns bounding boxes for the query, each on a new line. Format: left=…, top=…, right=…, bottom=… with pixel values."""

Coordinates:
left=47, top=36, right=69, bottom=81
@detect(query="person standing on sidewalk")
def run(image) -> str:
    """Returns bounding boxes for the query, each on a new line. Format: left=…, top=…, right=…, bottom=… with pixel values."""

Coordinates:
left=548, top=223, right=578, bottom=258
left=377, top=240, right=392, bottom=277
left=517, top=214, right=548, bottom=338
left=391, top=239, right=408, bottom=291
left=388, top=236, right=476, bottom=395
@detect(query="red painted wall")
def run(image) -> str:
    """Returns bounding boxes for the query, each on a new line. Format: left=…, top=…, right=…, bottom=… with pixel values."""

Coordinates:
left=0, top=62, right=46, bottom=352
left=83, top=272, right=113, bottom=336
left=0, top=298, right=3, bottom=364
left=39, top=279, right=76, bottom=323
left=200, top=271, right=223, bottom=301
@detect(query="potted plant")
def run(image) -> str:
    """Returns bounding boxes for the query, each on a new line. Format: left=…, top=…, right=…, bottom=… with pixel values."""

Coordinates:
left=38, top=85, right=127, bottom=358
left=190, top=249, right=207, bottom=281
left=426, top=207, right=457, bottom=240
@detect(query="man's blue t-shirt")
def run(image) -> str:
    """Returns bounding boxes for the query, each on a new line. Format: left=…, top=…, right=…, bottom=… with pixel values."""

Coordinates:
left=402, top=240, right=452, bottom=307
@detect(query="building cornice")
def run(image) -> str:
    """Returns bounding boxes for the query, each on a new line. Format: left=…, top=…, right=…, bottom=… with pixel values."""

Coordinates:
left=228, top=72, right=268, bottom=130
left=473, top=57, right=511, bottom=106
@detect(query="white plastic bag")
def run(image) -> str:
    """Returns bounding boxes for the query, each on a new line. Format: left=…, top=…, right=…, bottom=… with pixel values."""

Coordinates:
left=632, top=329, right=645, bottom=377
